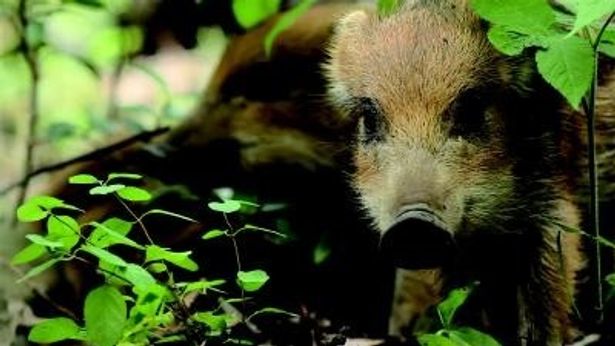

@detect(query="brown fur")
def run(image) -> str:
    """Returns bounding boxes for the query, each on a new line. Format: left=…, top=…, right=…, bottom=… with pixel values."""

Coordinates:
left=325, top=1, right=615, bottom=345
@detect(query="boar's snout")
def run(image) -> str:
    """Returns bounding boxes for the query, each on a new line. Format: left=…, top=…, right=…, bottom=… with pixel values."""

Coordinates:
left=380, top=204, right=455, bottom=269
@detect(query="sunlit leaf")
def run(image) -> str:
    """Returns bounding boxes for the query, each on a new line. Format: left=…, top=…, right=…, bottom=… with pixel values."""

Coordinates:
left=18, top=258, right=61, bottom=283
left=88, top=221, right=142, bottom=249
left=471, top=0, right=556, bottom=35
left=11, top=244, right=46, bottom=265
left=107, top=173, right=143, bottom=181
left=81, top=245, right=128, bottom=267
left=87, top=217, right=134, bottom=249
left=69, top=174, right=99, bottom=184
left=192, top=311, right=227, bottom=332
left=208, top=200, right=241, bottom=213
left=25, top=234, right=63, bottom=249
left=570, top=0, right=615, bottom=35
left=437, top=285, right=475, bottom=328
left=202, top=229, right=226, bottom=240
left=449, top=327, right=502, bottom=346
left=237, top=270, right=269, bottom=292
left=84, top=285, right=127, bottom=346
left=28, top=317, right=84, bottom=343
left=535, top=35, right=594, bottom=108
left=117, top=186, right=152, bottom=202
left=264, top=0, right=315, bottom=55
left=232, top=0, right=281, bottom=29
left=17, top=203, right=48, bottom=222
left=47, top=215, right=80, bottom=251
left=145, top=245, right=198, bottom=272
left=89, top=184, right=126, bottom=195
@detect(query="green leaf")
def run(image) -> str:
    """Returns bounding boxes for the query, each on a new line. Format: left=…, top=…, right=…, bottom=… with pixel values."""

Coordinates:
left=449, top=327, right=502, bottom=346
left=145, top=245, right=199, bottom=271
left=81, top=245, right=128, bottom=267
left=28, top=317, right=84, bottom=343
left=232, top=0, right=282, bottom=29
left=123, top=264, right=156, bottom=289
left=84, top=285, right=127, bottom=346
left=88, top=221, right=142, bottom=249
left=179, top=279, right=226, bottom=295
left=487, top=25, right=544, bottom=56
left=378, top=0, right=403, bottom=16
left=47, top=215, right=80, bottom=251
left=535, top=35, right=594, bottom=108
left=208, top=200, right=242, bottom=213
left=606, top=273, right=615, bottom=286
left=11, top=244, right=46, bottom=265
left=89, top=184, right=126, bottom=195
left=28, top=196, right=66, bottom=209
left=69, top=174, right=99, bottom=184
left=18, top=258, right=60, bottom=283
left=25, top=234, right=63, bottom=249
left=264, top=0, right=316, bottom=55
left=148, top=262, right=167, bottom=273
left=107, top=173, right=143, bottom=181
left=600, top=30, right=615, bottom=57
left=193, top=312, right=227, bottom=332
left=418, top=334, right=458, bottom=346
left=471, top=0, right=556, bottom=35
left=140, top=209, right=197, bottom=223
left=437, top=285, right=475, bottom=328
left=237, top=270, right=270, bottom=292
left=117, top=186, right=152, bottom=202
left=313, top=240, right=332, bottom=265
left=88, top=218, right=134, bottom=249
left=570, top=0, right=615, bottom=35
left=16, top=203, right=48, bottom=222
left=202, top=229, right=226, bottom=240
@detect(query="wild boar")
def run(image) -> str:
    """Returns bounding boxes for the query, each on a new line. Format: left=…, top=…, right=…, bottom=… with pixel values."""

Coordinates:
left=325, top=0, right=615, bottom=345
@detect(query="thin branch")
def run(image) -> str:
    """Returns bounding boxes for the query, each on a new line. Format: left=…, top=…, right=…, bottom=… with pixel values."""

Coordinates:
left=0, top=127, right=170, bottom=196
left=13, top=0, right=39, bottom=226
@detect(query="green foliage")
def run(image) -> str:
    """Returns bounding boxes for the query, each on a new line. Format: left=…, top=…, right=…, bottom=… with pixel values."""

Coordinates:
left=472, top=0, right=615, bottom=108
left=378, top=0, right=404, bottom=16
left=13, top=172, right=293, bottom=345
left=264, top=0, right=316, bottom=56
left=84, top=285, right=127, bottom=346
left=28, top=317, right=84, bottom=343
left=237, top=270, right=270, bottom=292
left=417, top=284, right=502, bottom=346
left=570, top=1, right=615, bottom=35
left=232, top=0, right=282, bottom=29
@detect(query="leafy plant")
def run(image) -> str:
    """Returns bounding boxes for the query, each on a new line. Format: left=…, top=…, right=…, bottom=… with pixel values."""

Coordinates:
left=13, top=172, right=295, bottom=345
left=472, top=0, right=615, bottom=323
left=417, top=284, right=501, bottom=346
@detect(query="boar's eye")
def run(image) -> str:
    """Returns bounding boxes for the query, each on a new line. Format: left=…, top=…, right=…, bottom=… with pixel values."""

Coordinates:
left=354, top=97, right=385, bottom=144
left=449, top=88, right=490, bottom=139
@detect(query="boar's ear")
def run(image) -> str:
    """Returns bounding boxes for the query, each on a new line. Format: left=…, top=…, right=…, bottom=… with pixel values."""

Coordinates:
left=334, top=10, right=370, bottom=39
left=325, top=10, right=372, bottom=108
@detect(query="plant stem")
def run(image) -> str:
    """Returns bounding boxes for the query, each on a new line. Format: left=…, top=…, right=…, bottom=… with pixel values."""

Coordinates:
left=584, top=10, right=615, bottom=323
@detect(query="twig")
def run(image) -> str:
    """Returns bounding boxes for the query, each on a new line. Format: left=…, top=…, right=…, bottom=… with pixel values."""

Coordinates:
left=0, top=127, right=170, bottom=196
left=12, top=0, right=39, bottom=226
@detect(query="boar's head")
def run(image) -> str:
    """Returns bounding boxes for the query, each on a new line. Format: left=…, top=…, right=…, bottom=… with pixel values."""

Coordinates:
left=326, top=1, right=561, bottom=269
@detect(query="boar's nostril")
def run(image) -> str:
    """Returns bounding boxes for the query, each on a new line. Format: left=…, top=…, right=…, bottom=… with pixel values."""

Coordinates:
left=380, top=205, right=455, bottom=269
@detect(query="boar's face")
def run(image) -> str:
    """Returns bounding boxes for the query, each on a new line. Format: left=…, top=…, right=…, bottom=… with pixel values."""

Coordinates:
left=326, top=2, right=531, bottom=269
